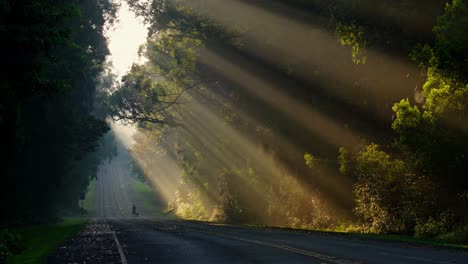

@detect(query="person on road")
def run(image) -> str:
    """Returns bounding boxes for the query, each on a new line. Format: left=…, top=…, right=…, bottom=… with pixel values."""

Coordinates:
left=132, top=203, right=137, bottom=216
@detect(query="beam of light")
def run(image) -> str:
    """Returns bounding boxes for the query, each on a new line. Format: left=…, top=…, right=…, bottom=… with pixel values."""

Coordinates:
left=107, top=74, right=354, bottom=222
left=232, top=0, right=439, bottom=37
left=177, top=0, right=422, bottom=118
left=100, top=3, right=193, bottom=217
left=185, top=94, right=354, bottom=211
left=198, top=48, right=362, bottom=149
left=129, top=130, right=183, bottom=205
left=109, top=120, right=136, bottom=148
left=128, top=89, right=352, bottom=222
left=99, top=0, right=435, bottom=224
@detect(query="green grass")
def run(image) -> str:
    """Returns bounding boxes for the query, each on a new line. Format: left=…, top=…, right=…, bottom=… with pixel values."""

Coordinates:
left=132, top=178, right=153, bottom=194
left=244, top=224, right=468, bottom=249
left=353, top=232, right=468, bottom=249
left=6, top=218, right=87, bottom=264
left=82, top=179, right=96, bottom=216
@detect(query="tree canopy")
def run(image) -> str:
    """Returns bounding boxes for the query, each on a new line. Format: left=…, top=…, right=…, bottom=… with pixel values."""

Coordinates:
left=0, top=0, right=118, bottom=226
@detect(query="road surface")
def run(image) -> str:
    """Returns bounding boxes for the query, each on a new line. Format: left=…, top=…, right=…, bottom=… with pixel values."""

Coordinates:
left=79, top=160, right=468, bottom=264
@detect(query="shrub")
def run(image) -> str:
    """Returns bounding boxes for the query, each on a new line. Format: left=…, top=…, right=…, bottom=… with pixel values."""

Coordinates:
left=0, top=230, right=25, bottom=263
left=437, top=223, right=468, bottom=243
left=340, top=144, right=438, bottom=234
left=415, top=211, right=455, bottom=238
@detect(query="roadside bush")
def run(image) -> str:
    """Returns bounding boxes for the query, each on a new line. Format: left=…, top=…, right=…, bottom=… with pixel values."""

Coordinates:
left=0, top=230, right=24, bottom=262
left=415, top=211, right=455, bottom=238
left=172, top=190, right=209, bottom=220
left=437, top=223, right=468, bottom=243
left=351, top=144, right=407, bottom=233
left=340, top=144, right=438, bottom=234
left=269, top=162, right=338, bottom=229
left=213, top=170, right=260, bottom=224
left=415, top=218, right=445, bottom=238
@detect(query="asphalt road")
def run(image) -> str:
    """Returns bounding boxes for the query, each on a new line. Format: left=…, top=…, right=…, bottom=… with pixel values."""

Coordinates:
left=91, top=160, right=468, bottom=264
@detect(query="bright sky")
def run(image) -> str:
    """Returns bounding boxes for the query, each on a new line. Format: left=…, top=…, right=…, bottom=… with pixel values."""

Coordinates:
left=107, top=2, right=148, bottom=80
left=106, top=3, right=147, bottom=145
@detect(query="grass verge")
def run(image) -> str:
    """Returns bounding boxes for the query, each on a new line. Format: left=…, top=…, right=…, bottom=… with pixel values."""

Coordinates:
left=83, top=179, right=96, bottom=216
left=6, top=218, right=87, bottom=264
left=353, top=232, right=468, bottom=249
left=244, top=224, right=468, bottom=249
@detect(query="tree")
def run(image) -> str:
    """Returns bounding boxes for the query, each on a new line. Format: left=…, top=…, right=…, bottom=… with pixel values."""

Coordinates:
left=0, top=0, right=118, bottom=226
left=392, top=0, right=468, bottom=201
left=339, top=144, right=437, bottom=233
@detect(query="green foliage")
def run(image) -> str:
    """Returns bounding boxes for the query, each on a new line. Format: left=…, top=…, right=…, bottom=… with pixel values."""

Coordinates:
left=415, top=210, right=456, bottom=238
left=415, top=220, right=439, bottom=237
left=304, top=153, right=317, bottom=169
left=110, top=0, right=245, bottom=125
left=337, top=147, right=349, bottom=175
left=437, top=223, right=468, bottom=243
left=109, top=29, right=205, bottom=125
left=422, top=69, right=468, bottom=117
left=336, top=22, right=367, bottom=64
left=392, top=0, right=468, bottom=208
left=5, top=219, right=87, bottom=264
left=173, top=190, right=209, bottom=220
left=352, top=144, right=406, bottom=233
left=391, top=99, right=435, bottom=146
left=433, top=0, right=468, bottom=81
left=213, top=170, right=260, bottom=224
left=82, top=180, right=96, bottom=216
left=0, top=230, right=24, bottom=263
left=122, top=0, right=466, bottom=238
left=340, top=144, right=438, bottom=234
left=128, top=0, right=241, bottom=46
left=0, top=0, right=117, bottom=226
left=410, top=44, right=437, bottom=69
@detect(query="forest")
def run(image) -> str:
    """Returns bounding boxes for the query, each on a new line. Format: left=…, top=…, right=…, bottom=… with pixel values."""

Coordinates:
left=1, top=0, right=467, bottom=249
left=0, top=0, right=118, bottom=226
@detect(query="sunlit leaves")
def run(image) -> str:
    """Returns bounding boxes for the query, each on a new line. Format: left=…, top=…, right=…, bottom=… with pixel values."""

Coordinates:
left=145, top=31, right=201, bottom=81
left=422, top=68, right=468, bottom=117
left=304, top=153, right=317, bottom=169
left=391, top=0, right=468, bottom=191
left=338, top=147, right=349, bottom=175
left=109, top=2, right=219, bottom=126
left=341, top=144, right=437, bottom=234
left=109, top=64, right=184, bottom=125
left=392, top=99, right=434, bottom=135
left=336, top=21, right=367, bottom=64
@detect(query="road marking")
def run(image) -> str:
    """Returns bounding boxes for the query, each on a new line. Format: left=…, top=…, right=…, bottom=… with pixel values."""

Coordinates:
left=112, top=231, right=128, bottom=264
left=210, top=232, right=359, bottom=264
left=143, top=218, right=353, bottom=263
left=99, top=170, right=128, bottom=264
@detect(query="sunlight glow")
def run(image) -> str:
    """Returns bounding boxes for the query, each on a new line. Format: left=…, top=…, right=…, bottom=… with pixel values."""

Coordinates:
left=184, top=0, right=421, bottom=118
left=107, top=2, right=148, bottom=80
left=109, top=120, right=136, bottom=148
